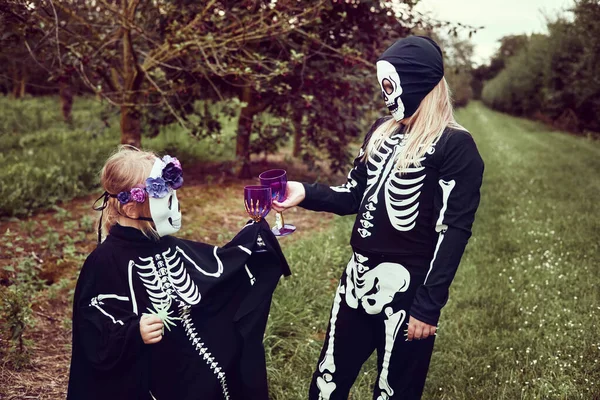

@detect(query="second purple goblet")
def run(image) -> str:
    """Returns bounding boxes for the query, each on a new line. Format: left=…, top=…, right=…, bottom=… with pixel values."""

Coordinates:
left=259, top=169, right=296, bottom=237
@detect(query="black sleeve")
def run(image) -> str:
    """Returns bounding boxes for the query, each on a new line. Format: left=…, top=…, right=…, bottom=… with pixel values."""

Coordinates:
left=73, top=253, right=144, bottom=372
left=299, top=118, right=388, bottom=216
left=409, top=132, right=484, bottom=326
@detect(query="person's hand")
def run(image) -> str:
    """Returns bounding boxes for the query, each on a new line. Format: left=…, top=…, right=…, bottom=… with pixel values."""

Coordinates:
left=406, top=315, right=436, bottom=341
left=140, top=314, right=164, bottom=344
left=272, top=181, right=305, bottom=212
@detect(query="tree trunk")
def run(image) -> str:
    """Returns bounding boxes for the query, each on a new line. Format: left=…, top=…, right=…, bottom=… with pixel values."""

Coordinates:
left=119, top=1, right=144, bottom=148
left=292, top=109, right=303, bottom=158
left=59, top=78, right=74, bottom=124
left=18, top=74, right=26, bottom=98
left=120, top=103, right=141, bottom=147
left=235, top=86, right=256, bottom=179
left=11, top=66, right=22, bottom=99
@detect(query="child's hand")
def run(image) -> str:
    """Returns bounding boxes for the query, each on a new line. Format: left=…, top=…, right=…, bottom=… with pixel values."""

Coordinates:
left=140, top=314, right=164, bottom=344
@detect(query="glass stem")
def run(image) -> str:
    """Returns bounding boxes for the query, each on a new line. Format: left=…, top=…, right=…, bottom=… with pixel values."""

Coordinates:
left=275, top=212, right=285, bottom=229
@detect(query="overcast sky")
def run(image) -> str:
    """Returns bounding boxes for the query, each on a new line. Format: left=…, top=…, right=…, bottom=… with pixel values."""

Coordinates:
left=414, top=0, right=574, bottom=65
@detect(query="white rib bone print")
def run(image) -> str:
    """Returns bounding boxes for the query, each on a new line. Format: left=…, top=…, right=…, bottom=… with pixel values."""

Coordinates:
left=133, top=248, right=231, bottom=399
left=357, top=132, right=436, bottom=236
left=135, top=251, right=201, bottom=306
left=135, top=256, right=171, bottom=306
left=355, top=134, right=402, bottom=238
left=162, top=248, right=202, bottom=304
left=364, top=135, right=402, bottom=205
left=384, top=157, right=426, bottom=232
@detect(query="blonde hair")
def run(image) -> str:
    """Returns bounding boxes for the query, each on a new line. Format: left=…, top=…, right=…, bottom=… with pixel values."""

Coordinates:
left=100, top=146, right=159, bottom=240
left=364, top=77, right=466, bottom=171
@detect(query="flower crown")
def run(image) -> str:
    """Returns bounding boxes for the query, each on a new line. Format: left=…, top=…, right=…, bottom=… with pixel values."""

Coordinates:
left=115, top=155, right=183, bottom=205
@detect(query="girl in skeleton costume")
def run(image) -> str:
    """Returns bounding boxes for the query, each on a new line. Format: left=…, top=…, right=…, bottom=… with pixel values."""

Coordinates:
left=67, top=147, right=290, bottom=400
left=274, top=36, right=484, bottom=399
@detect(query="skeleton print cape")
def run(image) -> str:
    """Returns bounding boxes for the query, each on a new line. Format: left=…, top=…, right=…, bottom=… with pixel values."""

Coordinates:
left=300, top=117, right=484, bottom=326
left=67, top=220, right=290, bottom=400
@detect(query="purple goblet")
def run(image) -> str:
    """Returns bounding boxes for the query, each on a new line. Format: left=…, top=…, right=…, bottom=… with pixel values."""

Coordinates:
left=259, top=169, right=296, bottom=237
left=244, top=185, right=272, bottom=252
left=244, top=185, right=272, bottom=222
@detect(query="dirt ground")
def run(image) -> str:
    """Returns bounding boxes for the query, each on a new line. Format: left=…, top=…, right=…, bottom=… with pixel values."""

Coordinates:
left=0, top=158, right=339, bottom=399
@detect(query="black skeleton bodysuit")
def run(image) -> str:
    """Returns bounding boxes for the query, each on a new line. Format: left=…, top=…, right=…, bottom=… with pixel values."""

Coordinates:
left=300, top=117, right=484, bottom=399
left=301, top=117, right=484, bottom=325
left=67, top=220, right=290, bottom=400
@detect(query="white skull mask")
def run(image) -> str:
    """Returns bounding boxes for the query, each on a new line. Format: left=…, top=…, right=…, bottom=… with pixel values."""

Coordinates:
left=148, top=158, right=182, bottom=237
left=376, top=60, right=405, bottom=121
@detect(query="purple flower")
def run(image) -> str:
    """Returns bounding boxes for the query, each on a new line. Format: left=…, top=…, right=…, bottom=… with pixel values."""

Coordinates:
left=162, top=163, right=183, bottom=186
left=130, top=187, right=146, bottom=203
left=170, top=175, right=184, bottom=190
left=162, top=155, right=181, bottom=169
left=145, top=177, right=170, bottom=198
left=117, top=191, right=131, bottom=204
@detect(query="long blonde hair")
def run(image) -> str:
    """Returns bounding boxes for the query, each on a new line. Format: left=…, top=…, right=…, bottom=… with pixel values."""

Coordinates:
left=364, top=77, right=465, bottom=171
left=99, top=146, right=159, bottom=240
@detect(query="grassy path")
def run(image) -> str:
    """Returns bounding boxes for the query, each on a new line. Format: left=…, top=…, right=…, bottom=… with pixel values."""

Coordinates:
left=266, top=102, right=600, bottom=399
left=2, top=101, right=598, bottom=399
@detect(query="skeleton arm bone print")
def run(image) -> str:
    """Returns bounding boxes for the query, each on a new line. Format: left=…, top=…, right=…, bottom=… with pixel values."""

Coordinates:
left=299, top=118, right=389, bottom=216
left=72, top=253, right=145, bottom=373
left=410, top=133, right=484, bottom=326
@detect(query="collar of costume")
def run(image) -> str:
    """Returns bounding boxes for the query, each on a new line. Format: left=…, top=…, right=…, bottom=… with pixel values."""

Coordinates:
left=109, top=223, right=155, bottom=243
left=376, top=35, right=444, bottom=121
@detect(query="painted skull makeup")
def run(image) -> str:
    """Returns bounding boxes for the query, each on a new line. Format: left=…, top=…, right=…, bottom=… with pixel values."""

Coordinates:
left=148, top=158, right=182, bottom=237
left=377, top=60, right=405, bottom=121
left=377, top=36, right=444, bottom=120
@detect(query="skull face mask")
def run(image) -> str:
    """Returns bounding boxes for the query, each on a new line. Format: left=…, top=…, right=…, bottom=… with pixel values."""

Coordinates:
left=377, top=60, right=405, bottom=121
left=148, top=158, right=182, bottom=237
left=377, top=36, right=444, bottom=120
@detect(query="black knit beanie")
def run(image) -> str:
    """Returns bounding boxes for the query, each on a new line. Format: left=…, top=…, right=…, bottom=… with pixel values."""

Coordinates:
left=376, top=36, right=444, bottom=121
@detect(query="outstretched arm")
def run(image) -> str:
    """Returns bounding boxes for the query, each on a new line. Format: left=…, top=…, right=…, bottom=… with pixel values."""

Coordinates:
left=273, top=118, right=388, bottom=215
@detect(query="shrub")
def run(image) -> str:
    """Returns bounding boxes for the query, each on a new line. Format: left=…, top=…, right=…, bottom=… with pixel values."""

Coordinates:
left=0, top=285, right=33, bottom=369
left=0, top=96, right=237, bottom=217
left=481, top=0, right=600, bottom=133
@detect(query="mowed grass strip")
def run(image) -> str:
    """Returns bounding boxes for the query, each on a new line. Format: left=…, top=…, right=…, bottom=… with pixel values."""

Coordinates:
left=264, top=102, right=600, bottom=399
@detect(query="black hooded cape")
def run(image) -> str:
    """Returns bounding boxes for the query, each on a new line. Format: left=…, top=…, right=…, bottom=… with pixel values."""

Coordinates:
left=67, top=220, right=290, bottom=400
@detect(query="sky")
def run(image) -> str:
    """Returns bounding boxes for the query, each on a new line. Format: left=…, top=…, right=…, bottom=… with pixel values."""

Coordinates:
left=413, top=0, right=574, bottom=65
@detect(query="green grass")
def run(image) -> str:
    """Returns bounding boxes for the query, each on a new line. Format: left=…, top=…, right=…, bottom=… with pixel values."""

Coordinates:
left=266, top=102, right=600, bottom=399
left=2, top=99, right=599, bottom=398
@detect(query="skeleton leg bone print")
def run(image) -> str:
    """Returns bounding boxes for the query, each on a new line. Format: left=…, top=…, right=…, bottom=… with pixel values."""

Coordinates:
left=315, top=253, right=411, bottom=399
left=377, top=307, right=406, bottom=400
left=315, top=282, right=344, bottom=399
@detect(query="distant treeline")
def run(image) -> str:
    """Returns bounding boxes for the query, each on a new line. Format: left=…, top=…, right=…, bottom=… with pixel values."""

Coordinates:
left=475, top=0, right=600, bottom=134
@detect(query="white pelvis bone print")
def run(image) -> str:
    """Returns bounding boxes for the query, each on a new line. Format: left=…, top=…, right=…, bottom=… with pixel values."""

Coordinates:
left=377, top=60, right=405, bottom=121
left=315, top=253, right=410, bottom=400
left=344, top=253, right=410, bottom=315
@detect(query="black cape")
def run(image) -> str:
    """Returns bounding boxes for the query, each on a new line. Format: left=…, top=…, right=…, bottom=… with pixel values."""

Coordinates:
left=67, top=220, right=290, bottom=400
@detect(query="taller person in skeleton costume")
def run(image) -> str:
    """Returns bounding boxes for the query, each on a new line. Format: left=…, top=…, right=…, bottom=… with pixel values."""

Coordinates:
left=67, top=147, right=290, bottom=400
left=274, top=36, right=484, bottom=399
